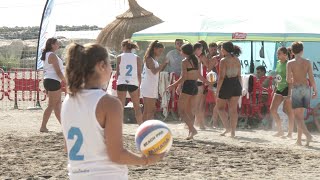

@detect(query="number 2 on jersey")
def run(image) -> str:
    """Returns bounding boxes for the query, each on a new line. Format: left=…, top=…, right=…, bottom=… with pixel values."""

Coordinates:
left=125, top=64, right=133, bottom=76
left=68, top=127, right=84, bottom=161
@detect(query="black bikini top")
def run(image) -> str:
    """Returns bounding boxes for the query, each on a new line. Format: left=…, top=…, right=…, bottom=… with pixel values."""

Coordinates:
left=186, top=59, right=198, bottom=72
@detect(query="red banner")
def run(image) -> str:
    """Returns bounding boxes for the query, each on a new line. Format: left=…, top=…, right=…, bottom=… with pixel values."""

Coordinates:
left=232, top=32, right=247, bottom=39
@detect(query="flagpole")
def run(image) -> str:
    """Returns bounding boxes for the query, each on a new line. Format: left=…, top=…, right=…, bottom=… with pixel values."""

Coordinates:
left=32, top=0, right=51, bottom=109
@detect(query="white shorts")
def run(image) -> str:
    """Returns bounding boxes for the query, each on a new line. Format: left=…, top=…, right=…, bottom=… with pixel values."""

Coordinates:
left=141, top=86, right=158, bottom=99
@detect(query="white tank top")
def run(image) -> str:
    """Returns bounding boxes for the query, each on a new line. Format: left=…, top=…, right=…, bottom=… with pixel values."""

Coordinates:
left=140, top=57, right=159, bottom=98
left=61, top=89, right=128, bottom=179
left=43, top=52, right=64, bottom=81
left=117, top=53, right=139, bottom=86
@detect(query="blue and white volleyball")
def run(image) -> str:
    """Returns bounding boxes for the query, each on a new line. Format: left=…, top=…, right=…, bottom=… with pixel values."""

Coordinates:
left=135, top=120, right=173, bottom=156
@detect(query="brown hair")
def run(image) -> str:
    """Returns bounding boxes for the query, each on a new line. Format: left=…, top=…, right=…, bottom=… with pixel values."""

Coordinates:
left=181, top=43, right=198, bottom=69
left=65, top=43, right=109, bottom=96
left=222, top=41, right=242, bottom=57
left=143, top=40, right=164, bottom=62
left=41, top=37, right=58, bottom=61
left=291, top=41, right=303, bottom=54
left=278, top=46, right=288, bottom=55
left=121, top=39, right=139, bottom=50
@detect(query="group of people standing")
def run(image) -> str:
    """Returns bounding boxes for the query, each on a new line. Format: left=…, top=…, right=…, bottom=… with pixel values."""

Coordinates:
left=39, top=37, right=317, bottom=178
left=270, top=42, right=317, bottom=146
left=115, top=38, right=244, bottom=139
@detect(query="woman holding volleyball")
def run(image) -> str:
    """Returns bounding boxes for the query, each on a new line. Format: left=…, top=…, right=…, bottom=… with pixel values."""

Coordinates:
left=61, top=43, right=163, bottom=179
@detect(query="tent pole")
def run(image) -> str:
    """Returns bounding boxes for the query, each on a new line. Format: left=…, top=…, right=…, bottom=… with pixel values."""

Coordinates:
left=250, top=41, right=254, bottom=73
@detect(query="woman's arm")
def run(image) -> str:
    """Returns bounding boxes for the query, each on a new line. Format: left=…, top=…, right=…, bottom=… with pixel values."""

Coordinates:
left=307, top=61, right=317, bottom=98
left=208, top=55, right=219, bottom=72
left=146, top=57, right=168, bottom=75
left=216, top=59, right=226, bottom=95
left=168, top=60, right=186, bottom=89
left=200, top=55, right=209, bottom=68
left=286, top=61, right=293, bottom=97
left=237, top=58, right=242, bottom=87
left=102, top=96, right=163, bottom=165
left=49, top=54, right=65, bottom=82
left=116, top=56, right=121, bottom=78
left=137, top=56, right=142, bottom=86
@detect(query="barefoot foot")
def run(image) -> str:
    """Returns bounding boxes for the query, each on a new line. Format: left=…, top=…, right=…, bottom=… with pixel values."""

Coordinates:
left=286, top=133, right=293, bottom=138
left=220, top=129, right=231, bottom=136
left=295, top=141, right=302, bottom=146
left=306, top=135, right=313, bottom=146
left=40, top=128, right=49, bottom=133
left=273, top=131, right=284, bottom=137
left=231, top=131, right=236, bottom=138
left=186, top=130, right=198, bottom=140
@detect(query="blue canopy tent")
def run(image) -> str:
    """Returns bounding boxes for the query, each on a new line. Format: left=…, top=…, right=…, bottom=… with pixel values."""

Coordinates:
left=132, top=16, right=320, bottom=106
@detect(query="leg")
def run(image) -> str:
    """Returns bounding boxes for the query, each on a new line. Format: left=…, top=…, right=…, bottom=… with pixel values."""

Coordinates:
left=117, top=90, right=127, bottom=107
left=283, top=98, right=294, bottom=138
left=40, top=90, right=61, bottom=132
left=178, top=93, right=197, bottom=140
left=194, top=86, right=206, bottom=129
left=142, top=97, right=156, bottom=121
left=294, top=108, right=312, bottom=146
left=270, top=94, right=284, bottom=137
left=212, top=104, right=219, bottom=128
left=228, top=96, right=240, bottom=138
left=129, top=89, right=143, bottom=125
left=216, top=98, right=230, bottom=136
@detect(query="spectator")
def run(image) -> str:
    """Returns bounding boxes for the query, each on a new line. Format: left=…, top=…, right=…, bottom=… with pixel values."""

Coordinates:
left=165, top=39, right=184, bottom=76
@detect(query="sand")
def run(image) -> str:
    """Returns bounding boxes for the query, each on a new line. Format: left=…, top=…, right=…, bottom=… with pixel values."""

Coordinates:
left=1, top=110, right=320, bottom=180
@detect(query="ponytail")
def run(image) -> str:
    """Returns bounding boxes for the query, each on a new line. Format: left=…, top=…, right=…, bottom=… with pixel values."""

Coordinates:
left=121, top=39, right=139, bottom=51
left=181, top=43, right=198, bottom=69
left=222, top=41, right=242, bottom=57
left=233, top=45, right=242, bottom=57
left=189, top=54, right=199, bottom=69
left=65, top=43, right=85, bottom=96
left=65, top=43, right=109, bottom=96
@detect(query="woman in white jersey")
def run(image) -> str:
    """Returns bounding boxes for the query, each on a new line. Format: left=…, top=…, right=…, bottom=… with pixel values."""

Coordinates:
left=61, top=43, right=164, bottom=179
left=116, top=39, right=143, bottom=124
left=141, top=40, right=168, bottom=121
left=40, top=38, right=65, bottom=132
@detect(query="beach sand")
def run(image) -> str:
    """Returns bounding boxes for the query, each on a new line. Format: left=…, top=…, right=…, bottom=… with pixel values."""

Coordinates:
left=1, top=110, right=320, bottom=180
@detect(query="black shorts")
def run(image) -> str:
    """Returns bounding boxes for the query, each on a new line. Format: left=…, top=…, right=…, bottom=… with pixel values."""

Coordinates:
left=117, top=84, right=138, bottom=92
left=218, top=77, right=242, bottom=99
left=182, top=80, right=198, bottom=95
left=275, top=87, right=288, bottom=96
left=43, top=79, right=61, bottom=91
left=197, top=81, right=208, bottom=94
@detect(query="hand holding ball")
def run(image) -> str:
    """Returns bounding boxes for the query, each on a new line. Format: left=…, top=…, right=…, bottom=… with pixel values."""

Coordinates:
left=135, top=120, right=173, bottom=156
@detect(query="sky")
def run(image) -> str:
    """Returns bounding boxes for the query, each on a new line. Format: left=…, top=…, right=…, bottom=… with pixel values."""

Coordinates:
left=0, top=0, right=318, bottom=27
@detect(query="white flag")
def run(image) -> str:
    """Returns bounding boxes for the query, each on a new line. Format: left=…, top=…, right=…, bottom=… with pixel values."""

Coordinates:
left=36, top=0, right=56, bottom=70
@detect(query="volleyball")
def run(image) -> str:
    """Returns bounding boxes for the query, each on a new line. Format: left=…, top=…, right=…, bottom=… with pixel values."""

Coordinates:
left=135, top=120, right=173, bottom=156
left=206, top=71, right=217, bottom=83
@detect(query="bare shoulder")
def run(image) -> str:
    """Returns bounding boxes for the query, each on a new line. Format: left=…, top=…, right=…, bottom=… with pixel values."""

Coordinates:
left=302, top=58, right=312, bottom=64
left=48, top=53, right=58, bottom=59
left=287, top=59, right=295, bottom=64
left=100, top=94, right=122, bottom=111
left=117, top=55, right=121, bottom=62
left=234, top=57, right=241, bottom=65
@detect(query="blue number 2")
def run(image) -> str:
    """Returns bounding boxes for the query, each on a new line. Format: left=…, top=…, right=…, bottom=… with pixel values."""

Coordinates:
left=68, top=127, right=84, bottom=161
left=125, top=64, right=133, bottom=76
